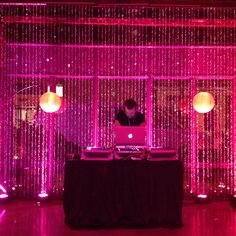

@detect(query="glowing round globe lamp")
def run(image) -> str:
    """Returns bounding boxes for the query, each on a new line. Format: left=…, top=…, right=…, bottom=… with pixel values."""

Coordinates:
left=193, top=92, right=215, bottom=113
left=56, top=98, right=66, bottom=114
left=39, top=92, right=62, bottom=113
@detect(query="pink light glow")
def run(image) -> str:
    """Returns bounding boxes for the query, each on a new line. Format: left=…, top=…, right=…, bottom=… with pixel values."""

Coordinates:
left=0, top=194, right=8, bottom=199
left=197, top=194, right=208, bottom=199
left=128, top=133, right=133, bottom=139
left=0, top=210, right=6, bottom=222
left=0, top=184, right=7, bottom=193
left=38, top=193, right=48, bottom=198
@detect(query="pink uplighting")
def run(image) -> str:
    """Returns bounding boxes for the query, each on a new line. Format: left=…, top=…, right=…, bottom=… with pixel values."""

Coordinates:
left=38, top=193, right=49, bottom=199
left=0, top=210, right=6, bottom=222
left=0, top=185, right=7, bottom=194
left=197, top=194, right=208, bottom=199
left=0, top=194, right=8, bottom=199
left=0, top=184, right=9, bottom=200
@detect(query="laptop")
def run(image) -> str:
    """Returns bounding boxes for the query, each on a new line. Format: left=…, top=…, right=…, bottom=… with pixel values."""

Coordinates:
left=114, top=126, right=146, bottom=146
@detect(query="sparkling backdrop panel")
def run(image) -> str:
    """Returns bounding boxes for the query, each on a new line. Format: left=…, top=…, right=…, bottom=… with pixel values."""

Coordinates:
left=99, top=79, right=146, bottom=147
left=0, top=4, right=235, bottom=199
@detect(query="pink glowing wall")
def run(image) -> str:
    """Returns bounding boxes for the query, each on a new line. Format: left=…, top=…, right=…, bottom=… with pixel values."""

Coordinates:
left=0, top=4, right=235, bottom=199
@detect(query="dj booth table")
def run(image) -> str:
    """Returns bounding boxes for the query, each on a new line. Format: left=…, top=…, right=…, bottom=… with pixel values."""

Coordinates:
left=64, top=160, right=183, bottom=229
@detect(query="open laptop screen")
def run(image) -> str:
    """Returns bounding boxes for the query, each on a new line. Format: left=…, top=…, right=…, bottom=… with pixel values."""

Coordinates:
left=114, top=126, right=146, bottom=146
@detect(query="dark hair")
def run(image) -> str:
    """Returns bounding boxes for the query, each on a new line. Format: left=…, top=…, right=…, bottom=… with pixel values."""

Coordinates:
left=123, top=99, right=138, bottom=109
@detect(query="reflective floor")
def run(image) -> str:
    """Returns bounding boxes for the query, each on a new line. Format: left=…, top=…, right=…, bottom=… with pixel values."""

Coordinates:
left=0, top=200, right=236, bottom=236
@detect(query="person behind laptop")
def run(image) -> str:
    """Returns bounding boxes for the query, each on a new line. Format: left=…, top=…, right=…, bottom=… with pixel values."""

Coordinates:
left=114, top=99, right=145, bottom=126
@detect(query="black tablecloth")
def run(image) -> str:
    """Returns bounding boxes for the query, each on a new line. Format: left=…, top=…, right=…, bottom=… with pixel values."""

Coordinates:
left=64, top=160, right=183, bottom=229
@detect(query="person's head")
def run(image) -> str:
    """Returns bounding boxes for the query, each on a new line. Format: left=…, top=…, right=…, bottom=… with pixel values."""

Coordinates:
left=123, top=99, right=138, bottom=118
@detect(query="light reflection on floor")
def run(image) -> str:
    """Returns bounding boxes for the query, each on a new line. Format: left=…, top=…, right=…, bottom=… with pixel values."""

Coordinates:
left=0, top=200, right=236, bottom=236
